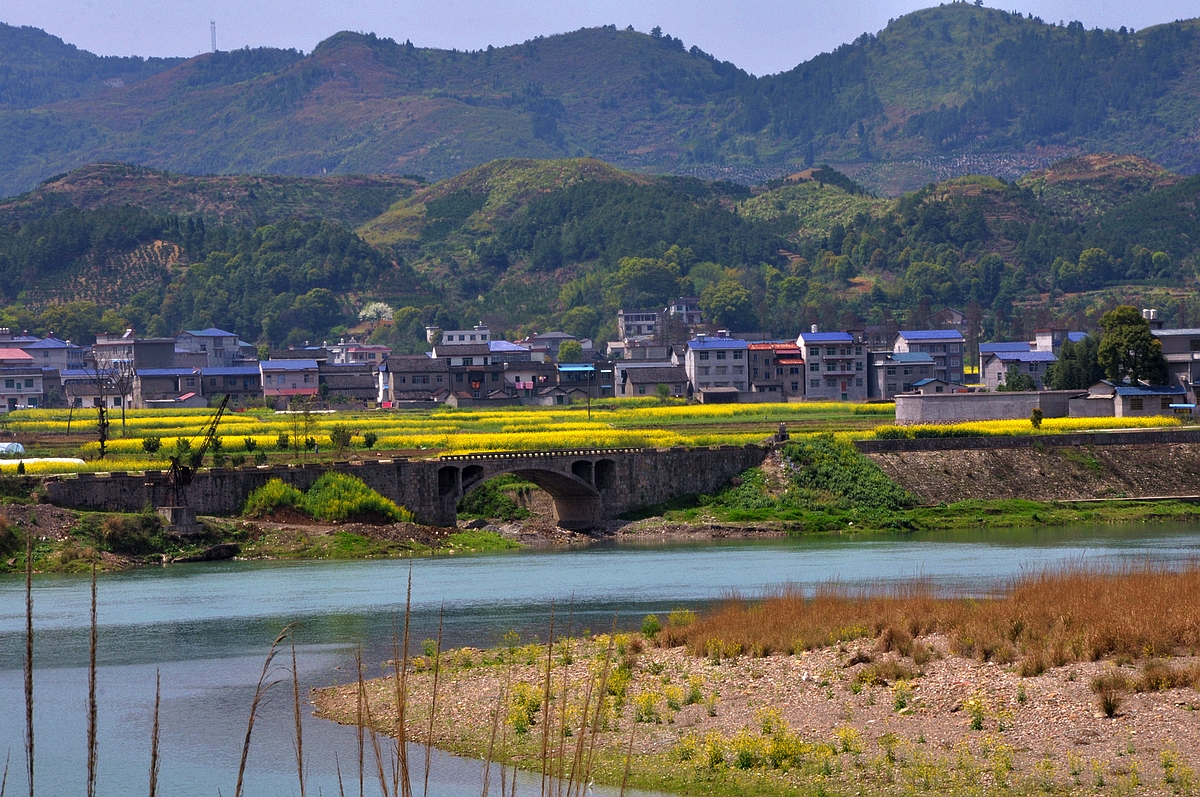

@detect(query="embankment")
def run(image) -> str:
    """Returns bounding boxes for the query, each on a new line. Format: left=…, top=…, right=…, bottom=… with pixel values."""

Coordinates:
left=864, top=433, right=1200, bottom=504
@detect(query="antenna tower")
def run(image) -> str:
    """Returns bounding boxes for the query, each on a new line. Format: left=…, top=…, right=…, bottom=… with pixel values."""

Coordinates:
left=210, top=21, right=217, bottom=53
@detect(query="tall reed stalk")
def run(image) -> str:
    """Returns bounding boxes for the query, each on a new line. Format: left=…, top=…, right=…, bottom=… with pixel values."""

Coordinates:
left=355, top=651, right=365, bottom=797
left=23, top=531, right=32, bottom=797
left=539, top=606, right=554, bottom=797
left=87, top=563, right=98, bottom=797
left=421, top=605, right=443, bottom=797
left=148, top=670, right=160, bottom=797
left=234, top=625, right=292, bottom=797
left=393, top=569, right=413, bottom=797
left=2, top=749, right=11, bottom=797
left=291, top=637, right=306, bottom=797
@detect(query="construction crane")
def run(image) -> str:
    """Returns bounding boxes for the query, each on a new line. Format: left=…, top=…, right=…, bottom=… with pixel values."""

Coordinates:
left=165, top=394, right=229, bottom=507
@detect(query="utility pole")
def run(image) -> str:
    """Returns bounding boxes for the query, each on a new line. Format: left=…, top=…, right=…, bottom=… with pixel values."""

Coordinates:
left=210, top=21, right=217, bottom=53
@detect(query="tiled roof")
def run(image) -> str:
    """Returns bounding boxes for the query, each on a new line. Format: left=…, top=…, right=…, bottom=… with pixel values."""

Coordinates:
left=1114, top=385, right=1186, bottom=396
left=488, top=340, right=527, bottom=352
left=24, top=338, right=78, bottom=349
left=139, top=367, right=200, bottom=377
left=261, top=359, right=319, bottom=371
left=986, top=351, right=1058, bottom=363
left=0, top=348, right=34, bottom=360
left=689, top=337, right=749, bottom=350
left=885, top=352, right=935, bottom=363
left=1067, top=332, right=1088, bottom=343
left=624, top=367, right=686, bottom=383
left=980, top=342, right=1031, bottom=353
left=897, top=329, right=965, bottom=341
left=386, top=356, right=448, bottom=373
left=183, top=328, right=237, bottom=337
left=796, top=331, right=853, bottom=343
left=201, top=366, right=261, bottom=376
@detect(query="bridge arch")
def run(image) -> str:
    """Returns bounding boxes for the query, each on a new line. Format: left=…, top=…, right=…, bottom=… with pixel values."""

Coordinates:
left=458, top=464, right=601, bottom=530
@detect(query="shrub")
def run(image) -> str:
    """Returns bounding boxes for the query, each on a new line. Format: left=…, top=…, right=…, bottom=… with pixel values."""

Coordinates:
left=0, top=517, right=22, bottom=556
left=276, top=433, right=289, bottom=450
left=641, top=614, right=662, bottom=638
left=101, top=511, right=164, bottom=556
left=784, top=435, right=913, bottom=510
left=254, top=450, right=268, bottom=466
left=362, top=431, right=378, bottom=449
left=211, top=436, right=223, bottom=452
left=243, top=479, right=304, bottom=517
left=457, top=475, right=533, bottom=521
left=1091, top=672, right=1129, bottom=717
left=230, top=454, right=246, bottom=467
left=300, top=472, right=414, bottom=524
left=244, top=437, right=257, bottom=452
left=329, top=427, right=353, bottom=451
left=142, top=436, right=162, bottom=454
left=305, top=437, right=317, bottom=451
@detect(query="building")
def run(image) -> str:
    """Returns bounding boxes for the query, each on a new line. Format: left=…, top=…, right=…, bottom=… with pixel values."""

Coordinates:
left=432, top=342, right=492, bottom=367
left=261, top=360, right=319, bottom=406
left=748, top=342, right=805, bottom=398
left=981, top=350, right=1057, bottom=391
left=796, top=330, right=866, bottom=401
left=1152, top=328, right=1200, bottom=402
left=892, top=330, right=965, bottom=384
left=1033, top=329, right=1087, bottom=355
left=617, top=309, right=659, bottom=339
left=685, top=335, right=749, bottom=395
left=667, top=297, right=703, bottom=327
left=555, top=362, right=614, bottom=399
left=20, top=336, right=86, bottom=371
left=615, top=363, right=688, bottom=398
left=318, top=362, right=378, bottom=405
left=377, top=355, right=450, bottom=404
left=200, top=366, right=263, bottom=406
left=607, top=339, right=673, bottom=360
left=325, top=337, right=392, bottom=365
left=895, top=390, right=1084, bottom=424
left=94, top=331, right=175, bottom=370
left=515, top=331, right=584, bottom=360
left=504, top=361, right=559, bottom=399
left=1076, top=381, right=1186, bottom=418
left=908, top=378, right=967, bottom=395
left=488, top=339, right=533, bottom=364
left=437, top=324, right=492, bottom=344
left=175, top=328, right=255, bottom=368
left=133, top=367, right=202, bottom=408
left=869, top=351, right=935, bottom=399
left=0, top=367, right=43, bottom=411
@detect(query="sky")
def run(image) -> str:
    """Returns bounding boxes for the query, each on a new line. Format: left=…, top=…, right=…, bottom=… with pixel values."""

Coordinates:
left=0, top=0, right=1196, bottom=76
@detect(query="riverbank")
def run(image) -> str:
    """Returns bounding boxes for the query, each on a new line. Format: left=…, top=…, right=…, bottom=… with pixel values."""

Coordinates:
left=313, top=567, right=1200, bottom=797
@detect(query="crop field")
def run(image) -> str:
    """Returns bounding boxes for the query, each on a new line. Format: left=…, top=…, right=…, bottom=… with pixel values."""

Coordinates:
left=0, top=400, right=1186, bottom=475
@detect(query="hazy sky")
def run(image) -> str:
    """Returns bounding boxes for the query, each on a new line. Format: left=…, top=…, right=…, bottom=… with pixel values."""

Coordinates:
left=1, top=0, right=1195, bottom=76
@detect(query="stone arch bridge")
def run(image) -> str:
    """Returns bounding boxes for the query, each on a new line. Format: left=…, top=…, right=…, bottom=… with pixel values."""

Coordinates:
left=44, top=445, right=768, bottom=530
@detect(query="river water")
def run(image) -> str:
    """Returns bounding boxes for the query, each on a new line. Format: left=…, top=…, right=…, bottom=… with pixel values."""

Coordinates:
left=2, top=522, right=1200, bottom=796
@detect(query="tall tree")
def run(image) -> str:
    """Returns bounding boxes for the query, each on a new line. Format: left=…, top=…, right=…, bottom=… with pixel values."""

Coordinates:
left=1097, top=306, right=1168, bottom=385
left=1044, top=336, right=1104, bottom=389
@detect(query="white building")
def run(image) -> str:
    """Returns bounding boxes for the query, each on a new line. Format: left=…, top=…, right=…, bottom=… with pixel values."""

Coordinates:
left=684, top=335, right=749, bottom=394
left=796, top=330, right=866, bottom=401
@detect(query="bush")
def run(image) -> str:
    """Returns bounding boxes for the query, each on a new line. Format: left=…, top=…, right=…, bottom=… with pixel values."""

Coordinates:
left=783, top=435, right=913, bottom=510
left=456, top=475, right=532, bottom=521
left=641, top=614, right=662, bottom=638
left=329, top=427, right=353, bottom=451
left=231, top=454, right=246, bottom=467
left=101, top=511, right=164, bottom=556
left=254, top=450, right=268, bottom=466
left=300, top=472, right=414, bottom=524
left=0, top=517, right=22, bottom=556
left=362, top=431, right=378, bottom=450
left=243, top=478, right=304, bottom=517
left=142, top=436, right=162, bottom=454
left=276, top=433, right=289, bottom=450
left=244, top=437, right=257, bottom=452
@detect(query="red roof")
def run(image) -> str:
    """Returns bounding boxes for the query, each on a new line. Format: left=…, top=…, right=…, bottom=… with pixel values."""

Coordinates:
left=0, top=348, right=34, bottom=362
left=748, top=342, right=801, bottom=353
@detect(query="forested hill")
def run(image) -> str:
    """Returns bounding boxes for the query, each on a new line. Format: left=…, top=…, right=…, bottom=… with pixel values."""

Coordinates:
left=3, top=154, right=1200, bottom=356
left=2, top=6, right=1200, bottom=196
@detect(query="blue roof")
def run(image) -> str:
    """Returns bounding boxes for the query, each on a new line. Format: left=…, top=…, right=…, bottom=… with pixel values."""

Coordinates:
left=797, top=332, right=853, bottom=343
left=201, top=366, right=261, bottom=376
left=139, top=368, right=200, bottom=377
left=912, top=378, right=945, bottom=386
left=688, top=337, right=749, bottom=350
left=1067, top=332, right=1088, bottom=343
left=557, top=363, right=596, bottom=372
left=886, top=352, right=935, bottom=363
left=980, top=341, right=1031, bottom=353
left=897, top=329, right=965, bottom=341
left=1115, top=385, right=1185, bottom=396
left=24, top=338, right=79, bottom=349
left=184, top=328, right=238, bottom=337
left=488, top=340, right=527, bottom=352
left=261, top=359, right=318, bottom=371
left=988, top=351, right=1057, bottom=363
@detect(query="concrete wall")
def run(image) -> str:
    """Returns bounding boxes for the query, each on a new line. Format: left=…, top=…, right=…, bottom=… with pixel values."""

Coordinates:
left=44, top=445, right=768, bottom=530
left=855, top=427, right=1200, bottom=454
left=1068, top=397, right=1115, bottom=418
left=894, top=390, right=1085, bottom=424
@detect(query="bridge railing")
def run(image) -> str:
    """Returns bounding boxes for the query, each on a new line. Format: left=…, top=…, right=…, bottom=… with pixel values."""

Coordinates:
left=438, top=447, right=650, bottom=461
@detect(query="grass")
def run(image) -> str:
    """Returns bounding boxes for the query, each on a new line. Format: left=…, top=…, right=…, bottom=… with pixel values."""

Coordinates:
left=242, top=474, right=416, bottom=524
left=662, top=565, right=1200, bottom=668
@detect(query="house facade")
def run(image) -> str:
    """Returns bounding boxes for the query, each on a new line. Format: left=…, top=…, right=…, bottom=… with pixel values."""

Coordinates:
left=377, top=355, right=451, bottom=404
left=261, top=360, right=319, bottom=406
left=21, top=336, right=86, bottom=371
left=200, top=366, right=263, bottom=406
left=748, top=342, right=805, bottom=398
left=175, top=328, right=250, bottom=368
left=869, top=351, right=935, bottom=399
left=0, top=367, right=43, bottom=411
left=616, top=363, right=687, bottom=398
left=892, top=330, right=965, bottom=384
left=981, top=350, right=1057, bottom=391
left=796, top=330, right=866, bottom=401
left=684, top=336, right=749, bottom=395
left=617, top=309, right=659, bottom=339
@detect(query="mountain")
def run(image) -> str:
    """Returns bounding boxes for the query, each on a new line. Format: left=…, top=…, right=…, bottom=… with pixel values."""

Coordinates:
left=0, top=162, right=422, bottom=227
left=1, top=7, right=1200, bottom=196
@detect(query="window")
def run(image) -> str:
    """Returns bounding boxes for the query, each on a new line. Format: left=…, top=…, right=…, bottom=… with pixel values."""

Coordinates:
left=1131, top=397, right=1144, bottom=411
left=638, top=386, right=646, bottom=395
left=810, top=379, right=820, bottom=388
left=1191, top=339, right=1200, bottom=352
left=700, top=367, right=710, bottom=376
left=462, top=357, right=473, bottom=366
left=437, top=375, right=443, bottom=382
left=492, top=372, right=500, bottom=381
left=200, top=344, right=207, bottom=352
left=752, top=368, right=759, bottom=377
left=210, top=378, right=217, bottom=386
left=855, top=378, right=863, bottom=387
left=732, top=352, right=742, bottom=360
left=935, top=386, right=944, bottom=393
left=826, top=362, right=837, bottom=371
left=903, top=367, right=913, bottom=375
left=855, top=361, right=863, bottom=371
left=886, top=366, right=896, bottom=376
left=790, top=367, right=799, bottom=375
left=698, top=352, right=710, bottom=360
left=810, top=363, right=819, bottom=372
left=3, top=380, right=11, bottom=388
left=303, top=374, right=311, bottom=383
left=186, top=378, right=196, bottom=387
left=397, top=376, right=407, bottom=384
left=902, top=383, right=913, bottom=392
left=887, top=383, right=898, bottom=393
left=1028, top=364, right=1037, bottom=372
left=716, top=352, right=726, bottom=360
left=264, top=375, right=272, bottom=384
left=826, top=347, right=837, bottom=356
left=1162, top=397, right=1172, bottom=410
left=855, top=347, right=862, bottom=355
left=791, top=382, right=799, bottom=391
left=950, top=357, right=960, bottom=366
left=733, top=366, right=743, bottom=375
left=455, top=373, right=463, bottom=382
left=951, top=344, right=961, bottom=353
left=809, top=348, right=819, bottom=357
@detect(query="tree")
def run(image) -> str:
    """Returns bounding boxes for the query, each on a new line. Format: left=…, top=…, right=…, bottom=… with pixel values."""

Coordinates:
left=699, top=278, right=756, bottom=330
left=358, top=301, right=394, bottom=333
left=655, top=383, right=672, bottom=403
left=1097, top=306, right=1168, bottom=385
left=997, top=364, right=1037, bottom=392
left=1044, top=336, right=1104, bottom=389
left=556, top=340, right=584, bottom=363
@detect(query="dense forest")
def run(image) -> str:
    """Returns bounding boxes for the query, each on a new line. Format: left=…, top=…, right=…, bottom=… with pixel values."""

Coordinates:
left=1, top=5, right=1200, bottom=195
left=1, top=153, right=1198, bottom=354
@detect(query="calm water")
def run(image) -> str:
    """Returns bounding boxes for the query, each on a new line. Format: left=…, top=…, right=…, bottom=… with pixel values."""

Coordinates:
left=2, top=522, right=1200, bottom=796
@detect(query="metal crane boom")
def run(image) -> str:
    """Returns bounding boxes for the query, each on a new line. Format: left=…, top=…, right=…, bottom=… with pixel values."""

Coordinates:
left=165, top=394, right=229, bottom=507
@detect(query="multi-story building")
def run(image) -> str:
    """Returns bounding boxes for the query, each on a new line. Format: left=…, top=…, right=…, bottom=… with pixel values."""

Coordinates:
left=377, top=355, right=451, bottom=404
left=20, top=336, right=86, bottom=371
left=200, top=366, right=264, bottom=406
left=325, top=337, right=392, bottom=365
left=667, top=297, right=703, bottom=327
left=892, top=330, right=965, bottom=384
left=616, top=309, right=659, bottom=339
left=1151, top=327, right=1200, bottom=402
left=796, top=330, right=867, bottom=401
left=615, top=362, right=688, bottom=398
left=175, top=328, right=255, bottom=368
left=869, top=351, right=936, bottom=399
left=0, top=356, right=43, bottom=411
left=261, top=360, right=319, bottom=406
left=437, top=324, right=492, bottom=344
left=94, top=331, right=176, bottom=369
left=684, top=335, right=749, bottom=394
left=981, top=350, right=1057, bottom=391
left=748, top=342, right=805, bottom=398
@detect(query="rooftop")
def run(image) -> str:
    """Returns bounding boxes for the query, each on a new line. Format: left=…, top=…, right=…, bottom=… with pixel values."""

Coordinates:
left=488, top=340, right=527, bottom=353
left=183, top=327, right=238, bottom=337
left=139, top=367, right=200, bottom=377
left=688, top=337, right=749, bottom=350
left=980, top=342, right=1032, bottom=353
left=897, top=329, right=966, bottom=341
left=0, top=348, right=34, bottom=361
left=200, top=366, right=261, bottom=376
left=1114, top=384, right=1186, bottom=396
left=883, top=352, right=935, bottom=363
left=261, top=359, right=319, bottom=371
left=23, top=337, right=79, bottom=350
left=1153, top=329, right=1200, bottom=337
left=796, top=331, right=853, bottom=343
left=987, top=350, right=1058, bottom=363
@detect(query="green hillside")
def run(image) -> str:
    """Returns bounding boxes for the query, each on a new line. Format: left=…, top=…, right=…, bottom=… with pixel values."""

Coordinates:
left=0, top=162, right=423, bottom=227
left=1, top=7, right=1200, bottom=196
left=1, top=154, right=1197, bottom=355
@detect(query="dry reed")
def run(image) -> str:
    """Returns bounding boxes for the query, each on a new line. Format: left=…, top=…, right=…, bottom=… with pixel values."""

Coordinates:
left=87, top=564, right=98, bottom=797
left=234, top=625, right=293, bottom=797
left=2, top=750, right=10, bottom=797
left=148, top=670, right=161, bottom=797
left=670, top=564, right=1200, bottom=671
left=291, top=637, right=306, bottom=797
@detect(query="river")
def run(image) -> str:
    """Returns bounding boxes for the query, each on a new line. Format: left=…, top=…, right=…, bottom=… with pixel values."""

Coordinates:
left=2, top=522, right=1200, bottom=796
